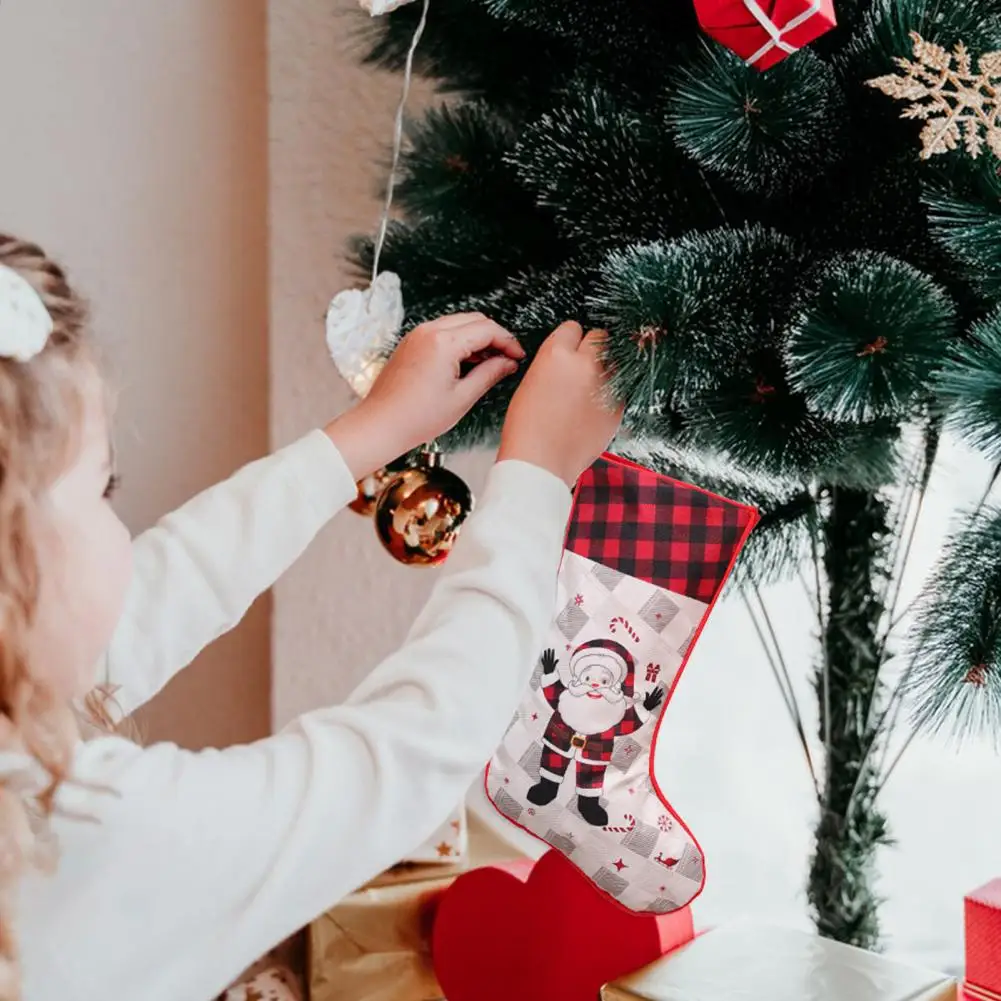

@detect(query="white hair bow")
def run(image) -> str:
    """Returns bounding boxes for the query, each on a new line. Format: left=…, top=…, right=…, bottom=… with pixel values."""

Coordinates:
left=0, top=264, right=53, bottom=362
left=358, top=0, right=418, bottom=13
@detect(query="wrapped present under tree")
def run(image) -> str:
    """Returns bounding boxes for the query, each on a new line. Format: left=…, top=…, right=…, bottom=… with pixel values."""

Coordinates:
left=433, top=850, right=694, bottom=1001
left=964, top=879, right=1001, bottom=1001
left=308, top=814, right=521, bottom=1001
left=603, top=920, right=956, bottom=1001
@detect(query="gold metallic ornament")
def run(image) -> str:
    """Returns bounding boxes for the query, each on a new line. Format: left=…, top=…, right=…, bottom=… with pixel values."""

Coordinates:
left=374, top=451, right=474, bottom=566
left=349, top=468, right=394, bottom=517
left=867, top=32, right=1001, bottom=161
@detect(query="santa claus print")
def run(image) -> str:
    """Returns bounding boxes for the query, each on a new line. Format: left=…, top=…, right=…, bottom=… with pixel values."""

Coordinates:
left=527, top=639, right=665, bottom=827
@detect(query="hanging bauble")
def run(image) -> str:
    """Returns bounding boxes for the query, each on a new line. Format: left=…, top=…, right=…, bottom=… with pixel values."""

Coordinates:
left=325, top=271, right=403, bottom=399
left=348, top=467, right=395, bottom=517
left=374, top=451, right=474, bottom=566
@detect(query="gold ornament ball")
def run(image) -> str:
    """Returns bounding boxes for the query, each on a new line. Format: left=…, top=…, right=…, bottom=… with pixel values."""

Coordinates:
left=374, top=463, right=474, bottom=566
left=349, top=468, right=393, bottom=517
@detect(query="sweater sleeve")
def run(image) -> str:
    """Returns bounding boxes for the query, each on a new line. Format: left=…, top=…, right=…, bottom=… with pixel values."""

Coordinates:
left=31, top=460, right=571, bottom=1001
left=98, top=430, right=357, bottom=717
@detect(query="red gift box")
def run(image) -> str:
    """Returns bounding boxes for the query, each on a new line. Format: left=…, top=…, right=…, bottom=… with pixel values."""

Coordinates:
left=964, top=879, right=1001, bottom=1001
left=694, top=0, right=837, bottom=70
left=432, top=850, right=694, bottom=1001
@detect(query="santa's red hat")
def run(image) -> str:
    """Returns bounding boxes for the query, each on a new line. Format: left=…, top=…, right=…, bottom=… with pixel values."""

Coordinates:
left=569, top=638, right=635, bottom=698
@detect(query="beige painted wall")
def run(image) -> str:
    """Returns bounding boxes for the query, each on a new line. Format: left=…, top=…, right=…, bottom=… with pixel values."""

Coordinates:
left=268, top=0, right=494, bottom=726
left=0, top=0, right=463, bottom=744
left=0, top=0, right=269, bottom=748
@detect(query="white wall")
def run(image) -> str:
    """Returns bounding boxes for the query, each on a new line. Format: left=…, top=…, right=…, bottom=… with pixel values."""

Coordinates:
left=268, top=0, right=483, bottom=731
left=0, top=0, right=269, bottom=748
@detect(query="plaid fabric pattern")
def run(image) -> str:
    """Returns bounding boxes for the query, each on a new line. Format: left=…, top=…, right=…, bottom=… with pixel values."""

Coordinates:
left=542, top=712, right=643, bottom=763
left=576, top=761, right=608, bottom=792
left=566, top=455, right=758, bottom=602
left=537, top=747, right=608, bottom=792
left=539, top=743, right=571, bottom=778
left=615, top=710, right=643, bottom=737
left=543, top=718, right=615, bottom=763
left=540, top=676, right=562, bottom=710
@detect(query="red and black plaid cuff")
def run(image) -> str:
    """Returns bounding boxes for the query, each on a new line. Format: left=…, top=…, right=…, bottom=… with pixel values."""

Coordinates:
left=565, top=454, right=758, bottom=603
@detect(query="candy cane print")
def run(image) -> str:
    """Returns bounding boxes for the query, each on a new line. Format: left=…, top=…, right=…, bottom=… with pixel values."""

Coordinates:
left=609, top=617, right=640, bottom=643
left=603, top=813, right=637, bottom=835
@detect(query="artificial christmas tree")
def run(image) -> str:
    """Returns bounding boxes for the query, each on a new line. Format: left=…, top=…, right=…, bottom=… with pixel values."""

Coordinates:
left=352, top=0, right=1001, bottom=950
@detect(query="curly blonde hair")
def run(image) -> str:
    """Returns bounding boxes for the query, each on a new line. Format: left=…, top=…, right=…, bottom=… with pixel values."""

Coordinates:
left=0, top=232, right=96, bottom=999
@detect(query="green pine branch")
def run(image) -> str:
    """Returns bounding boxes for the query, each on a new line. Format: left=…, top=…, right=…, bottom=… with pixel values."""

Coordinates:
left=906, top=505, right=1001, bottom=741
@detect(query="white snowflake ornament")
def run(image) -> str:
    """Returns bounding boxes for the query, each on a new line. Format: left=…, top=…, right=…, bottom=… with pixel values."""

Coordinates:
left=358, top=0, right=419, bottom=15
left=325, top=271, right=404, bottom=399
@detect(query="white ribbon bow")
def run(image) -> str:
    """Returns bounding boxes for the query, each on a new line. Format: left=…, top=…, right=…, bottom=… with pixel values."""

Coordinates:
left=743, top=0, right=822, bottom=66
left=358, top=0, right=418, bottom=15
left=0, top=264, right=53, bottom=362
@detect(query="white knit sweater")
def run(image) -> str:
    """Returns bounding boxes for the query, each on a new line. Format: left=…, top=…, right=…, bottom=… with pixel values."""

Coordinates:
left=18, top=430, right=571, bottom=1001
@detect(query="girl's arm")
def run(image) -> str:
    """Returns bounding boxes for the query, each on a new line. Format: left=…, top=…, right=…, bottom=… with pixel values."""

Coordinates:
left=97, top=312, right=531, bottom=719
left=96, top=430, right=357, bottom=717
left=31, top=459, right=570, bottom=1001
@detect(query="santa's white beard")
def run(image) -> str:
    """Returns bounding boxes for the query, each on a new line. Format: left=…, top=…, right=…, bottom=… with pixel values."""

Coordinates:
left=558, top=686, right=628, bottom=735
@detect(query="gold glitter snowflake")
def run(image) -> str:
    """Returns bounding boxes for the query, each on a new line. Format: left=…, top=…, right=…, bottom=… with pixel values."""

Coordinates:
left=867, top=31, right=1001, bottom=160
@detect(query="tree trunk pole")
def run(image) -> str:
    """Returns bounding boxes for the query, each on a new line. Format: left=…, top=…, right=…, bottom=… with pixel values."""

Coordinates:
left=808, top=486, right=891, bottom=950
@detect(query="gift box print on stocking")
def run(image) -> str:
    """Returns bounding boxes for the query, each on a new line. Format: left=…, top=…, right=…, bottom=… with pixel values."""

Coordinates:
left=487, top=455, right=757, bottom=914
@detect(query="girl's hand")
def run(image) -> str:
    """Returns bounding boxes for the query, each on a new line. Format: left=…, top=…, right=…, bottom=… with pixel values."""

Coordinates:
left=498, top=321, right=623, bottom=488
left=326, top=313, right=525, bottom=479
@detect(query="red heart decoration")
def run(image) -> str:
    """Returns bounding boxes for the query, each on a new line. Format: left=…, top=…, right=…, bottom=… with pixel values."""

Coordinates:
left=432, top=850, right=693, bottom=1001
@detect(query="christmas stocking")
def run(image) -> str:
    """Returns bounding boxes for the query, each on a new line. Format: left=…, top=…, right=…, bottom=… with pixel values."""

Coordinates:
left=486, top=454, right=757, bottom=914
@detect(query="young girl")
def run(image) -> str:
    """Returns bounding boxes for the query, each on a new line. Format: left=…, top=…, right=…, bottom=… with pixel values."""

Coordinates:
left=0, top=232, right=621, bottom=1001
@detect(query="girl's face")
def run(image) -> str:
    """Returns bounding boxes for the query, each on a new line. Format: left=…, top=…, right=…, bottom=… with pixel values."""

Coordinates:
left=30, top=373, right=132, bottom=701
